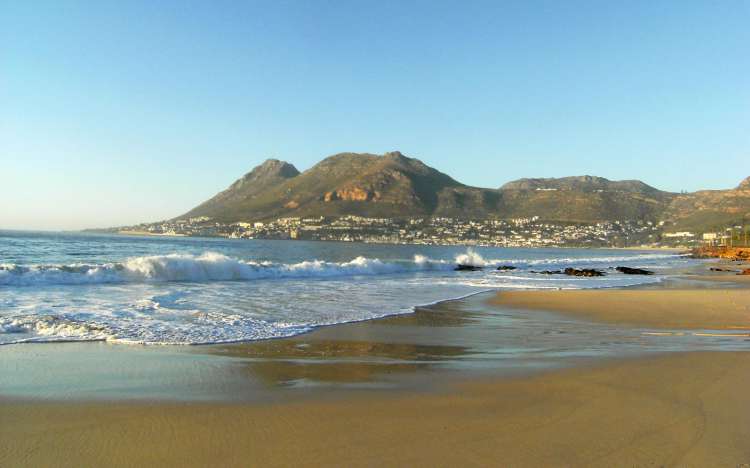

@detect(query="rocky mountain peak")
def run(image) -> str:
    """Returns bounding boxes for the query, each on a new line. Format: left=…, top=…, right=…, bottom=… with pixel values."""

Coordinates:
left=383, top=151, right=406, bottom=160
left=252, top=159, right=300, bottom=178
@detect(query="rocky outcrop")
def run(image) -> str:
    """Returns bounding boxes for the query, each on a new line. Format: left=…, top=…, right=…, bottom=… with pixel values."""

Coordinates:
left=455, top=264, right=483, bottom=271
left=616, top=266, right=654, bottom=275
left=564, top=268, right=605, bottom=277
left=324, top=187, right=380, bottom=202
left=692, top=247, right=750, bottom=261
left=496, top=265, right=517, bottom=271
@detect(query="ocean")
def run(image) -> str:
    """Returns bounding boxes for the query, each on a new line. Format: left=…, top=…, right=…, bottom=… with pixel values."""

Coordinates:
left=0, top=230, right=694, bottom=346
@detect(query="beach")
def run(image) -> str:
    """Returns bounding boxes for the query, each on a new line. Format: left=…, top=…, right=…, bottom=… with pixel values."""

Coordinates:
left=2, top=259, right=750, bottom=466
left=3, top=351, right=749, bottom=467
left=491, top=288, right=750, bottom=330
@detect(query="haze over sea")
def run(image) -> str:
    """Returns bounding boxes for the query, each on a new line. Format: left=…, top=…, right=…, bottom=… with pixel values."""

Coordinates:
left=0, top=230, right=693, bottom=346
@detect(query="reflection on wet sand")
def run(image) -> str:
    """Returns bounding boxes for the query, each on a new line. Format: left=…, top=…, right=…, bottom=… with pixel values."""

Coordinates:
left=205, top=302, right=481, bottom=387
left=243, top=360, right=431, bottom=387
left=201, top=286, right=750, bottom=391
left=209, top=337, right=469, bottom=387
left=374, top=304, right=480, bottom=327
left=203, top=293, right=607, bottom=388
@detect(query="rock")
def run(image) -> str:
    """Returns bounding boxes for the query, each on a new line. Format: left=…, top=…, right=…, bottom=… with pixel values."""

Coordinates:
left=738, top=269, right=750, bottom=276
left=531, top=270, right=562, bottom=275
left=710, top=267, right=737, bottom=272
left=496, top=265, right=517, bottom=271
left=616, top=266, right=654, bottom=275
left=564, top=267, right=605, bottom=277
left=455, top=264, right=483, bottom=271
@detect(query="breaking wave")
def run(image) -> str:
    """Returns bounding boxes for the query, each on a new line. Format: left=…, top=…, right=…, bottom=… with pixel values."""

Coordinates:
left=0, top=252, right=454, bottom=287
left=0, top=249, right=685, bottom=287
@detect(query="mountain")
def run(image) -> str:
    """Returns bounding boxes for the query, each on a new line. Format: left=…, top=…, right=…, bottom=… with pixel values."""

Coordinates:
left=182, top=151, right=502, bottom=221
left=500, top=175, right=663, bottom=195
left=179, top=151, right=690, bottom=224
left=661, top=177, right=750, bottom=231
left=183, top=159, right=300, bottom=219
left=497, top=175, right=673, bottom=222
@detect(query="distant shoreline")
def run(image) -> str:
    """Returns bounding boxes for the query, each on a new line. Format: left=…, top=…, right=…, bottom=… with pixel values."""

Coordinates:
left=96, top=229, right=687, bottom=251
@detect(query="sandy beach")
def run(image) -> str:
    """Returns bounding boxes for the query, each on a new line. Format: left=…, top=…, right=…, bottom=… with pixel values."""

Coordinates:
left=2, top=351, right=749, bottom=467
left=491, top=288, right=750, bottom=330
left=2, top=262, right=750, bottom=467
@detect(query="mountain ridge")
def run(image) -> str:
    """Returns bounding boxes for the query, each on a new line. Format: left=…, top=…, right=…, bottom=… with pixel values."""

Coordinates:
left=178, top=151, right=749, bottom=231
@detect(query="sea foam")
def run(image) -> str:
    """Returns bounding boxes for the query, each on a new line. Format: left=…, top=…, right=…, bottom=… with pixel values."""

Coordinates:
left=0, top=252, right=454, bottom=287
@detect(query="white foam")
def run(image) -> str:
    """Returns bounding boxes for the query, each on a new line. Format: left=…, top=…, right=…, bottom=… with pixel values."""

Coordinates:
left=0, top=252, right=455, bottom=287
left=0, top=248, right=689, bottom=346
left=454, top=248, right=488, bottom=266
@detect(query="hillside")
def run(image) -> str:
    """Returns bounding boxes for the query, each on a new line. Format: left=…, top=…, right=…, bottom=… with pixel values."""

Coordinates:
left=662, top=180, right=750, bottom=231
left=497, top=175, right=673, bottom=222
left=181, top=151, right=487, bottom=221
left=500, top=175, right=663, bottom=195
left=179, top=151, right=691, bottom=224
left=184, top=159, right=300, bottom=219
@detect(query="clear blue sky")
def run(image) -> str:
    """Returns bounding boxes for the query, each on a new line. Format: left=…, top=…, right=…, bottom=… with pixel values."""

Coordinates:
left=2, top=0, right=748, bottom=230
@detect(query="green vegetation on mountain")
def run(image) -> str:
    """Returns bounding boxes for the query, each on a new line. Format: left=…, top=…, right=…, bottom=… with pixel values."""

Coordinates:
left=179, top=151, right=750, bottom=230
left=663, top=184, right=750, bottom=231
left=500, top=175, right=663, bottom=195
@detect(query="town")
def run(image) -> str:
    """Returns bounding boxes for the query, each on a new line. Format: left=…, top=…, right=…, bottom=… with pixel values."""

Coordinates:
left=112, top=215, right=715, bottom=248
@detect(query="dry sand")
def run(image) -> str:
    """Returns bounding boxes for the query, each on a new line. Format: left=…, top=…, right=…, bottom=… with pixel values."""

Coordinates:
left=492, top=288, right=750, bottom=330
left=2, top=351, right=749, bottom=467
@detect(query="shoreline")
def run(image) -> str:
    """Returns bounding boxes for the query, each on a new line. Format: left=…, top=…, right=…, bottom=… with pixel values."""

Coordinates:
left=3, top=256, right=750, bottom=466
left=81, top=228, right=688, bottom=250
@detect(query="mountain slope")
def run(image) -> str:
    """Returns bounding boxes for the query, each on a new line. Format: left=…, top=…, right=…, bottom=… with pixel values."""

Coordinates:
left=177, top=151, right=745, bottom=227
left=182, top=151, right=487, bottom=221
left=663, top=177, right=750, bottom=231
left=182, top=159, right=300, bottom=219
left=500, top=175, right=664, bottom=195
left=496, top=175, right=674, bottom=222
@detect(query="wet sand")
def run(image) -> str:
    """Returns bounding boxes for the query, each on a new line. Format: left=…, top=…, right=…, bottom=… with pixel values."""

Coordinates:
left=492, top=288, right=750, bottom=330
left=2, top=351, right=749, bottom=467
left=3, top=263, right=750, bottom=466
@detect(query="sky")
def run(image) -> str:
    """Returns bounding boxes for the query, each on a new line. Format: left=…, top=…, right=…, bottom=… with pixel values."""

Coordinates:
left=1, top=0, right=748, bottom=230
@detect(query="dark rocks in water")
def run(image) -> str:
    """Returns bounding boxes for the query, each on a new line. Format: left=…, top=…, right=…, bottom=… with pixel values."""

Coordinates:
left=564, top=267, right=605, bottom=277
left=710, top=267, right=738, bottom=273
left=531, top=270, right=563, bottom=275
left=616, top=266, right=654, bottom=275
left=496, top=265, right=517, bottom=271
left=455, top=264, right=483, bottom=271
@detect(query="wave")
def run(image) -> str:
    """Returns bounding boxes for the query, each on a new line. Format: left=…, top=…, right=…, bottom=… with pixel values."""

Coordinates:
left=454, top=248, right=683, bottom=267
left=0, top=249, right=685, bottom=287
left=0, top=252, right=455, bottom=287
left=0, top=315, right=112, bottom=344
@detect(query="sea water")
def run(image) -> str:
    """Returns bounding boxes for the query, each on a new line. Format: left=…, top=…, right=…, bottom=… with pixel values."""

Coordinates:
left=0, top=230, right=695, bottom=345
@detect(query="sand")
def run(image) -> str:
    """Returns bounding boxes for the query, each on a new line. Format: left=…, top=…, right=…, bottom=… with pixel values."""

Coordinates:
left=4, top=263, right=750, bottom=466
left=2, top=351, right=749, bottom=467
left=491, top=288, right=750, bottom=329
